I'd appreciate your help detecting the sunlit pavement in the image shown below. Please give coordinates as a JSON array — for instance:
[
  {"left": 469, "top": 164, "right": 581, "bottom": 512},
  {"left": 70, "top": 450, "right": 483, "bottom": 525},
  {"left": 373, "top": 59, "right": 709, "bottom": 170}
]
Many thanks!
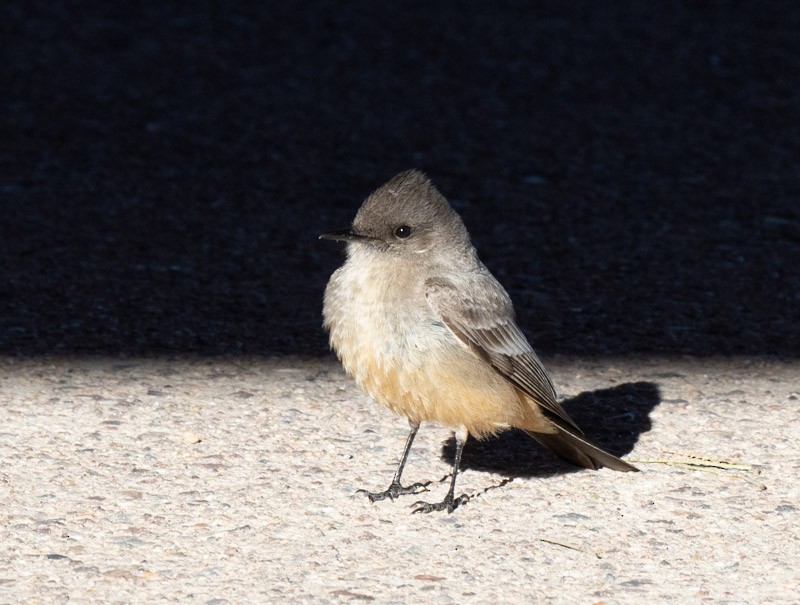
[{"left": 2, "top": 355, "right": 797, "bottom": 603}]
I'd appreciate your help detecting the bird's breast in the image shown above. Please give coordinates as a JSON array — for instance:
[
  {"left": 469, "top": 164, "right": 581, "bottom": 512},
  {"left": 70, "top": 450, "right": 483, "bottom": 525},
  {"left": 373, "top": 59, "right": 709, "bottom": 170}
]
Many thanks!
[
  {"left": 324, "top": 257, "right": 448, "bottom": 376},
  {"left": 323, "top": 257, "right": 524, "bottom": 437}
]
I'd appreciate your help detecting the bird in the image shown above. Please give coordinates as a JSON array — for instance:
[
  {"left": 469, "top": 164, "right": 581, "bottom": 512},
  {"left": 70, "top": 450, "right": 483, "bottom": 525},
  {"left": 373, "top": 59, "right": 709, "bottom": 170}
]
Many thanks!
[{"left": 320, "top": 169, "right": 638, "bottom": 513}]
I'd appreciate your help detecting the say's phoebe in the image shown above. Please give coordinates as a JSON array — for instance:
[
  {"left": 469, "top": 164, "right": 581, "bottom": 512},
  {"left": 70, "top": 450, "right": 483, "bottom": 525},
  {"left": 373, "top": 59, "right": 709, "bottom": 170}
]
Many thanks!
[{"left": 321, "top": 170, "right": 638, "bottom": 514}]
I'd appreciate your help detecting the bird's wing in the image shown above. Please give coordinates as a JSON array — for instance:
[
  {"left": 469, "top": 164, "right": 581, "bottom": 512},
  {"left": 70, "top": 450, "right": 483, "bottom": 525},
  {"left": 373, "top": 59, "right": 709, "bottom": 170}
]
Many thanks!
[{"left": 425, "top": 274, "right": 582, "bottom": 434}]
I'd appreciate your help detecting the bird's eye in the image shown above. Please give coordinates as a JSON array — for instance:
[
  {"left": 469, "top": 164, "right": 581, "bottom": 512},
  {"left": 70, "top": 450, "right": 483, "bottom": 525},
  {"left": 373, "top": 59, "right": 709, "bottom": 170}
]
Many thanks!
[{"left": 394, "top": 225, "right": 412, "bottom": 239}]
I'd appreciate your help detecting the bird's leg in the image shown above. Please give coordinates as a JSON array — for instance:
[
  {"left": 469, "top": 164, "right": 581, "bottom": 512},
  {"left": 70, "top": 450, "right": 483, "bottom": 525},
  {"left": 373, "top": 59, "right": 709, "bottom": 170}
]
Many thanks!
[
  {"left": 412, "top": 428, "right": 470, "bottom": 514},
  {"left": 358, "top": 421, "right": 429, "bottom": 502}
]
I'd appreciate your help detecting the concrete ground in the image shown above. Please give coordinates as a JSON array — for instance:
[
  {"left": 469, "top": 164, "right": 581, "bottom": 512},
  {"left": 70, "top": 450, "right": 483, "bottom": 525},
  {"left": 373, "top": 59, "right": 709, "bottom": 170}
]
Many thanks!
[{"left": 2, "top": 354, "right": 797, "bottom": 603}]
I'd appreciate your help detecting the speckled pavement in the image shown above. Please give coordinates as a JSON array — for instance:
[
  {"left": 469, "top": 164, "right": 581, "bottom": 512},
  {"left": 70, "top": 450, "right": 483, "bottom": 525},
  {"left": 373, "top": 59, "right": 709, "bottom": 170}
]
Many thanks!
[{"left": 2, "top": 355, "right": 797, "bottom": 603}]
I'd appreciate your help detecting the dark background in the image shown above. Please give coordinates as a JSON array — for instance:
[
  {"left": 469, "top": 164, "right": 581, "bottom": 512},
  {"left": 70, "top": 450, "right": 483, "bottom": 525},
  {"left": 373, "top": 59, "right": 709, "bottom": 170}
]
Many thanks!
[{"left": 2, "top": 1, "right": 798, "bottom": 357}]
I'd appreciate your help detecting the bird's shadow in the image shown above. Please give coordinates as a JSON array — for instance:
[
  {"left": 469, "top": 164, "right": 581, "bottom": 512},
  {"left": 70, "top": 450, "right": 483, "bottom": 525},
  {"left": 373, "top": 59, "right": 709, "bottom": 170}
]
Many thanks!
[{"left": 442, "top": 381, "right": 659, "bottom": 478}]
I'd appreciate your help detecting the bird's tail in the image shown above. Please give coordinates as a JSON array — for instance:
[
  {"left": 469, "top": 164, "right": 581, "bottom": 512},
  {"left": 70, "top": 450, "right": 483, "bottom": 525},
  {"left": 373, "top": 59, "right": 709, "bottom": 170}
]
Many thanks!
[{"left": 525, "top": 428, "right": 639, "bottom": 472}]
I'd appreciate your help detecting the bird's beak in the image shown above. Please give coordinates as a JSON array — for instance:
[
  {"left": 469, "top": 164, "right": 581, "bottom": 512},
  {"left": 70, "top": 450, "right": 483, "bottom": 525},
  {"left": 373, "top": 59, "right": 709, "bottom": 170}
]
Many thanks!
[{"left": 319, "top": 228, "right": 374, "bottom": 242}]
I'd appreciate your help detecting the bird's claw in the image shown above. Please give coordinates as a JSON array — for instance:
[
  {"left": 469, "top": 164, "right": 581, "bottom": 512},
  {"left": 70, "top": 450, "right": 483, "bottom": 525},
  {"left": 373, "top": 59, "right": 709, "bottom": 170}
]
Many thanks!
[
  {"left": 411, "top": 493, "right": 470, "bottom": 514},
  {"left": 357, "top": 481, "right": 429, "bottom": 503}
]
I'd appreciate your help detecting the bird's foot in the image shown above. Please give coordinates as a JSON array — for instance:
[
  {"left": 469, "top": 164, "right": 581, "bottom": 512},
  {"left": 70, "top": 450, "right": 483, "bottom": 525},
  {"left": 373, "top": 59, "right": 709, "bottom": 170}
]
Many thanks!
[
  {"left": 411, "top": 493, "right": 470, "bottom": 514},
  {"left": 357, "top": 481, "right": 429, "bottom": 503}
]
